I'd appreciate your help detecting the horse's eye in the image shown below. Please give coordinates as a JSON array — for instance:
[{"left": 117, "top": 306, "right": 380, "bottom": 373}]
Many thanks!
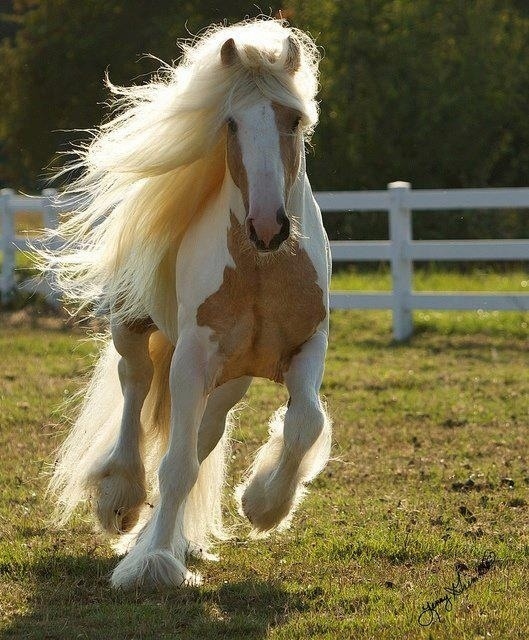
[
  {"left": 291, "top": 115, "right": 302, "bottom": 132},
  {"left": 227, "top": 117, "right": 237, "bottom": 133}
]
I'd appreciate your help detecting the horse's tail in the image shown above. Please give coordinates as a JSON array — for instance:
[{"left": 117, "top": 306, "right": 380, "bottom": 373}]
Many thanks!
[
  {"left": 49, "top": 331, "right": 230, "bottom": 553},
  {"left": 48, "top": 337, "right": 124, "bottom": 525}
]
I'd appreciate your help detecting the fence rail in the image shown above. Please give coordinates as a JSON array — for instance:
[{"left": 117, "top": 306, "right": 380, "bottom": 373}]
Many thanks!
[
  {"left": 322, "top": 181, "right": 529, "bottom": 338},
  {"left": 2, "top": 182, "right": 529, "bottom": 339}
]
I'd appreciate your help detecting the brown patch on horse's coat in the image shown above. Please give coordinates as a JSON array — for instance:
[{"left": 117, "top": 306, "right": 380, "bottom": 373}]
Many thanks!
[
  {"left": 273, "top": 102, "right": 302, "bottom": 191},
  {"left": 196, "top": 213, "right": 326, "bottom": 386},
  {"left": 226, "top": 123, "right": 249, "bottom": 213}
]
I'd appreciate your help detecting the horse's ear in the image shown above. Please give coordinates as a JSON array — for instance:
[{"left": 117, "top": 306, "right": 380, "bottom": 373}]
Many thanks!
[
  {"left": 221, "top": 38, "right": 238, "bottom": 66},
  {"left": 284, "top": 35, "right": 301, "bottom": 74}
]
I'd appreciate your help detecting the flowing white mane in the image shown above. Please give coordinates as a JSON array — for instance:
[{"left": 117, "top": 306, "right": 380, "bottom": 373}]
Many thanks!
[{"left": 41, "top": 19, "right": 320, "bottom": 324}]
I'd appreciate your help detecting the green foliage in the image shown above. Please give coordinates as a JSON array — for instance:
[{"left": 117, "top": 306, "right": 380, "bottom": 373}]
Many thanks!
[
  {"left": 1, "top": 1, "right": 529, "bottom": 239},
  {"left": 288, "top": 0, "right": 529, "bottom": 191},
  {"left": 286, "top": 0, "right": 529, "bottom": 240},
  {"left": 0, "top": 0, "right": 275, "bottom": 186}
]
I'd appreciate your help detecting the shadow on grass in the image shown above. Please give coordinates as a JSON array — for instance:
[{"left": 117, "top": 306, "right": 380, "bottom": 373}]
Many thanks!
[{"left": 1, "top": 552, "right": 303, "bottom": 640}]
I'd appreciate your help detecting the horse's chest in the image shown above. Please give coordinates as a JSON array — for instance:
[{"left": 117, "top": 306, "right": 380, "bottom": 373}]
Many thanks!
[{"left": 196, "top": 216, "right": 326, "bottom": 385}]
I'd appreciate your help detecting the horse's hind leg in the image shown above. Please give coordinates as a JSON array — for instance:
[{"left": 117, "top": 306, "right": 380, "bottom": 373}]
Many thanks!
[
  {"left": 240, "top": 330, "right": 331, "bottom": 532},
  {"left": 197, "top": 376, "right": 252, "bottom": 463},
  {"left": 87, "top": 320, "right": 154, "bottom": 534}
]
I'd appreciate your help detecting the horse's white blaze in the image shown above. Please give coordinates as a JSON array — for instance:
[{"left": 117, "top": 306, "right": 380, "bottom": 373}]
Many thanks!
[{"left": 235, "top": 101, "right": 285, "bottom": 244}]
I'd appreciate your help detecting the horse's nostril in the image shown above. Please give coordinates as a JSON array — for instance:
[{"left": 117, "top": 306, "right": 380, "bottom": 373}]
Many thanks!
[
  {"left": 271, "top": 209, "right": 290, "bottom": 248},
  {"left": 280, "top": 215, "right": 290, "bottom": 238},
  {"left": 247, "top": 219, "right": 268, "bottom": 251},
  {"left": 276, "top": 206, "right": 288, "bottom": 226},
  {"left": 268, "top": 218, "right": 290, "bottom": 251},
  {"left": 247, "top": 219, "right": 257, "bottom": 242}
]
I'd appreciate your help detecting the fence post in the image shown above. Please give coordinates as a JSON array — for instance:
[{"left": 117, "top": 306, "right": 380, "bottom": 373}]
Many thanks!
[
  {"left": 1, "top": 188, "right": 16, "bottom": 304},
  {"left": 41, "top": 188, "right": 61, "bottom": 308},
  {"left": 42, "top": 188, "right": 59, "bottom": 230},
  {"left": 388, "top": 181, "right": 413, "bottom": 341}
]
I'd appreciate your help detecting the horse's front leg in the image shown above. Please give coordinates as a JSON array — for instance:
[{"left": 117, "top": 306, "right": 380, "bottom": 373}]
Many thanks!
[
  {"left": 111, "top": 330, "right": 208, "bottom": 589},
  {"left": 87, "top": 321, "right": 153, "bottom": 534},
  {"left": 181, "top": 376, "right": 253, "bottom": 561},
  {"left": 197, "top": 376, "right": 252, "bottom": 463},
  {"left": 240, "top": 330, "right": 331, "bottom": 532}
]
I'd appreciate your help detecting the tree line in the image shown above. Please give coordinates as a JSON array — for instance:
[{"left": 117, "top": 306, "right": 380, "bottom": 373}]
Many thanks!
[{"left": 1, "top": 0, "right": 529, "bottom": 240}]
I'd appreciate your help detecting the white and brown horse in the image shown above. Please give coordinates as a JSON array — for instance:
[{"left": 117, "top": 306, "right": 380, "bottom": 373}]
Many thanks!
[{"left": 45, "top": 20, "right": 332, "bottom": 589}]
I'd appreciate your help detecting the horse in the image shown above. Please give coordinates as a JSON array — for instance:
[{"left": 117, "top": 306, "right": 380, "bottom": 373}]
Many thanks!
[{"left": 43, "top": 19, "right": 332, "bottom": 589}]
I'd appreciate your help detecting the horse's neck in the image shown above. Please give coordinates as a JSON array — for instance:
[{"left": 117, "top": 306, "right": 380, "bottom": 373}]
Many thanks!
[{"left": 286, "top": 146, "right": 317, "bottom": 239}]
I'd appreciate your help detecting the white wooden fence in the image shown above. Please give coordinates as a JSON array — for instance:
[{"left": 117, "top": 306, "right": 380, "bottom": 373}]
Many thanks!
[
  {"left": 322, "top": 181, "right": 529, "bottom": 339},
  {"left": 2, "top": 181, "right": 529, "bottom": 340}
]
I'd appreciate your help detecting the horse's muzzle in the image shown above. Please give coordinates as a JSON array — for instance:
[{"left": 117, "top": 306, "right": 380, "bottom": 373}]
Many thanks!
[{"left": 246, "top": 207, "right": 290, "bottom": 252}]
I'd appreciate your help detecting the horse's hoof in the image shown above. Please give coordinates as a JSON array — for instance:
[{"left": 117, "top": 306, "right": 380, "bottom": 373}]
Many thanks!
[
  {"left": 240, "top": 476, "right": 294, "bottom": 533},
  {"left": 88, "top": 463, "right": 147, "bottom": 534},
  {"left": 110, "top": 549, "right": 202, "bottom": 590}
]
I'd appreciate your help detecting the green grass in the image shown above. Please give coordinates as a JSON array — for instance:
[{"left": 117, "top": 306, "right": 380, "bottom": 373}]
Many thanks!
[
  {"left": 1, "top": 269, "right": 528, "bottom": 639},
  {"left": 333, "top": 264, "right": 529, "bottom": 337},
  {"left": 332, "top": 263, "right": 529, "bottom": 293}
]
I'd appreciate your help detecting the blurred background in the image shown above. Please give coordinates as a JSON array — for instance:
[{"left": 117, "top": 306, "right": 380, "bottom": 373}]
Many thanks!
[{"left": 1, "top": 0, "right": 529, "bottom": 242}]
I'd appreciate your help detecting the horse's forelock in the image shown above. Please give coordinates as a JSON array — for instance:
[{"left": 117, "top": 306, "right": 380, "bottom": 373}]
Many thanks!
[{"left": 184, "top": 20, "right": 320, "bottom": 130}]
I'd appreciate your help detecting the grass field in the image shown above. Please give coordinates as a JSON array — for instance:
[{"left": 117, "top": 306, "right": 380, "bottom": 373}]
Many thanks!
[{"left": 1, "top": 268, "right": 528, "bottom": 639}]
